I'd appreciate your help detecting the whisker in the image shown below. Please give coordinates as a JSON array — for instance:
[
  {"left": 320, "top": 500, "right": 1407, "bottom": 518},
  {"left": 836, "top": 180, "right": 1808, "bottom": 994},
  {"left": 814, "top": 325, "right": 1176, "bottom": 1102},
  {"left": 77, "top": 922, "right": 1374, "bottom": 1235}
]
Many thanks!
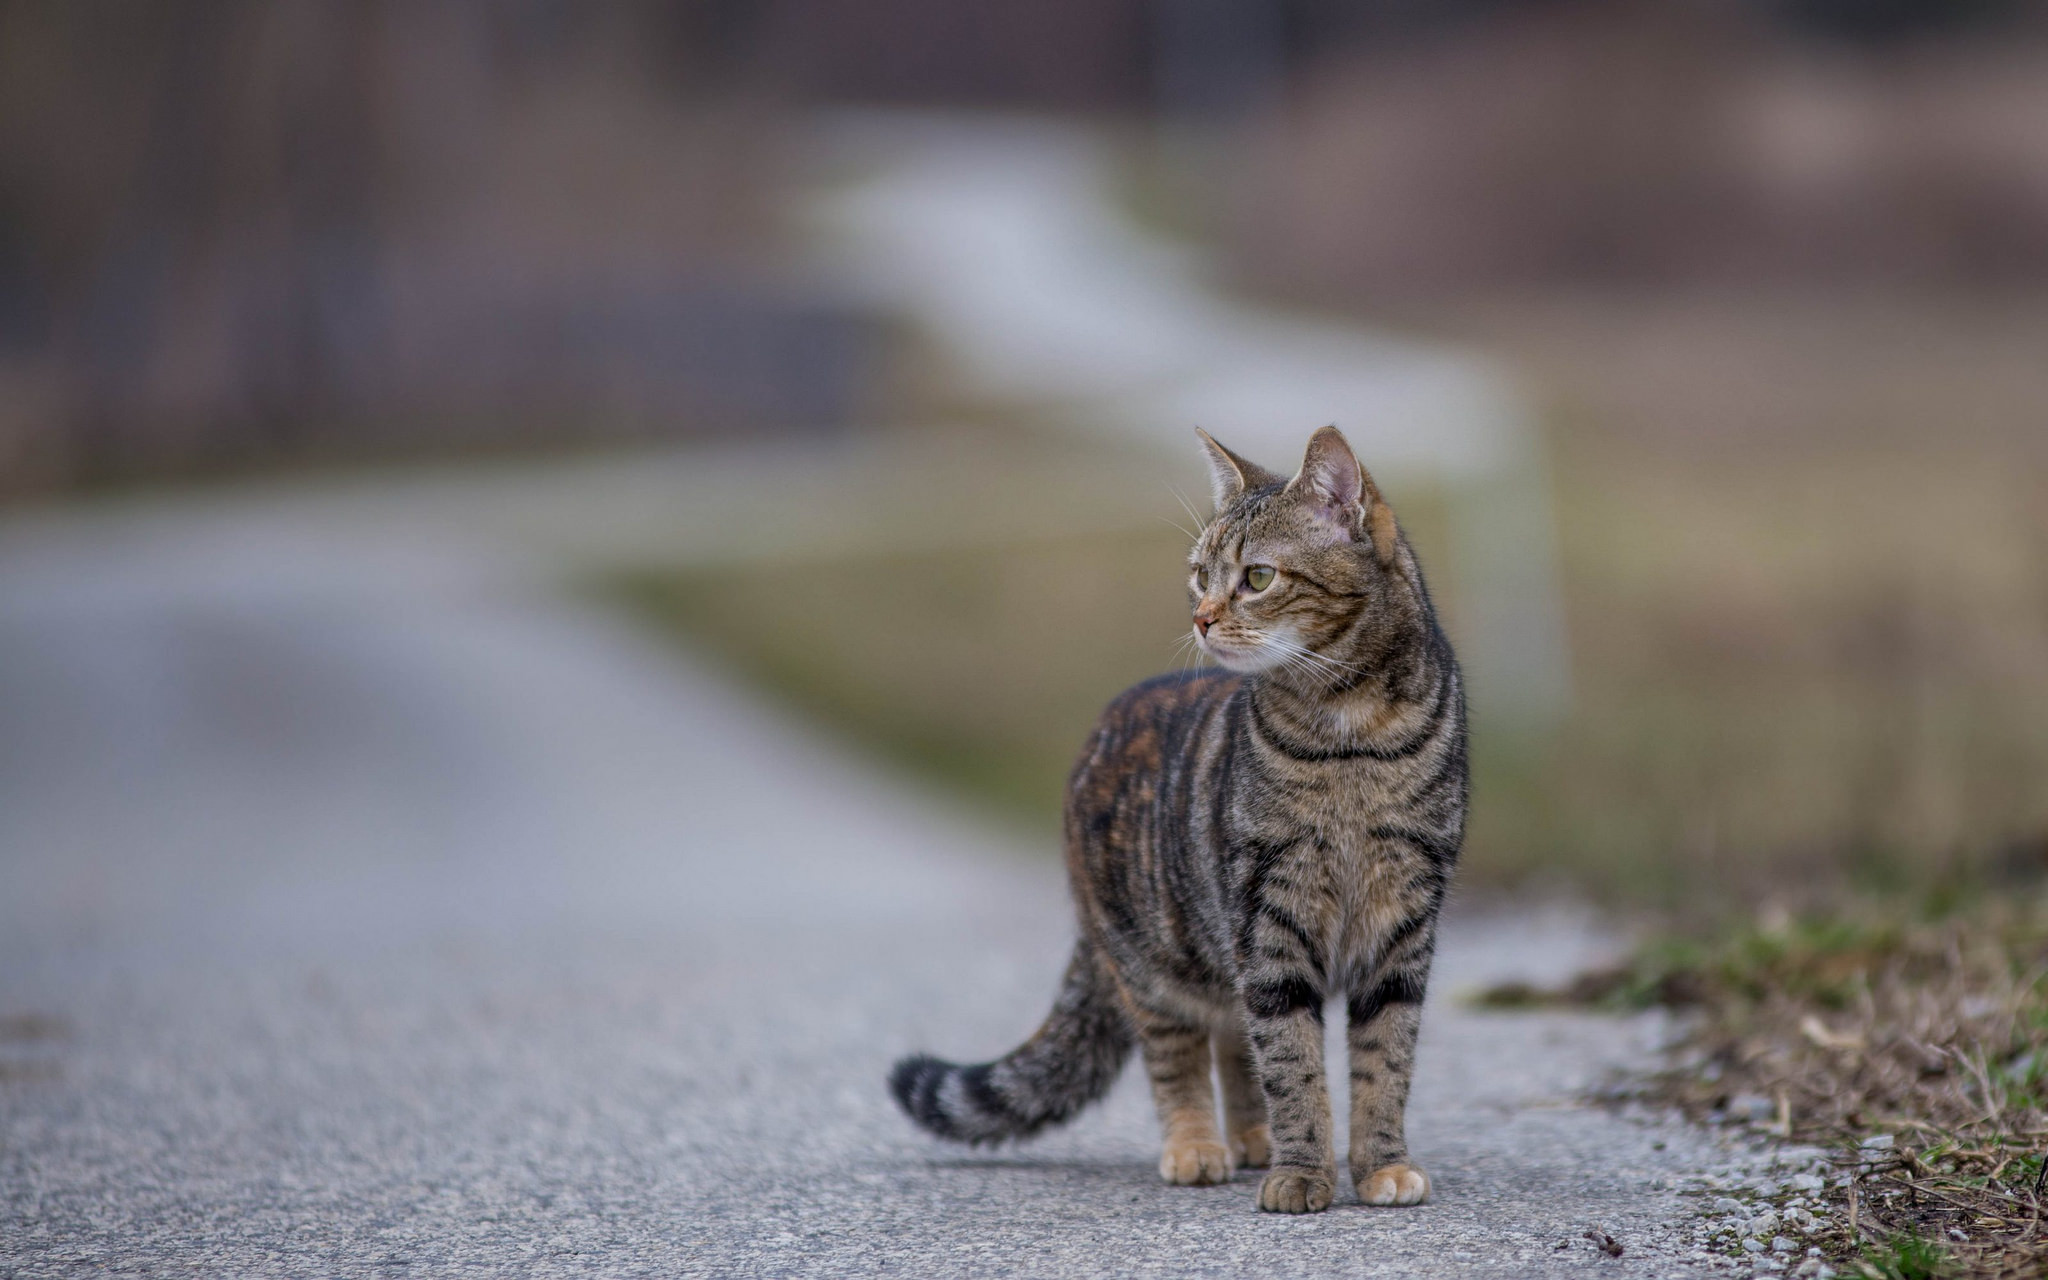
[
  {"left": 1263, "top": 633, "right": 1365, "bottom": 673},
  {"left": 1168, "top": 635, "right": 1204, "bottom": 682},
  {"left": 1252, "top": 632, "right": 1367, "bottom": 682},
  {"left": 1155, "top": 513, "right": 1199, "bottom": 542},
  {"left": 1165, "top": 484, "right": 1209, "bottom": 536}
]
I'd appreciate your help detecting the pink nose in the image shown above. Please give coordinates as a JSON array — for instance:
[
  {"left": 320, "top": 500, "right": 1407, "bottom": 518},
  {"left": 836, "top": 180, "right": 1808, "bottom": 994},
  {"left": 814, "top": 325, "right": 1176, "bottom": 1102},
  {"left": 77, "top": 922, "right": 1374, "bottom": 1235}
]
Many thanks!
[{"left": 1193, "top": 614, "right": 1214, "bottom": 636}]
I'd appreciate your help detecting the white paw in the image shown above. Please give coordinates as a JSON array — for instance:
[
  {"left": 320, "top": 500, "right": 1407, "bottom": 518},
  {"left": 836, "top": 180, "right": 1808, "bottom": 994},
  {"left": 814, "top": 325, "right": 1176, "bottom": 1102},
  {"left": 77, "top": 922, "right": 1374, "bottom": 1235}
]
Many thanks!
[{"left": 1358, "top": 1163, "right": 1430, "bottom": 1206}]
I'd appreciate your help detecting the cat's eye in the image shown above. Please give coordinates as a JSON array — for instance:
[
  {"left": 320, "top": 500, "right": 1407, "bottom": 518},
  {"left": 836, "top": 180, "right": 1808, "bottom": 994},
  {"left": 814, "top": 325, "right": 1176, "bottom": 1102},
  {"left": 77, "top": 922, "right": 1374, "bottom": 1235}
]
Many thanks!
[
  {"left": 1195, "top": 566, "right": 1209, "bottom": 590},
  {"left": 1244, "top": 565, "right": 1276, "bottom": 592}
]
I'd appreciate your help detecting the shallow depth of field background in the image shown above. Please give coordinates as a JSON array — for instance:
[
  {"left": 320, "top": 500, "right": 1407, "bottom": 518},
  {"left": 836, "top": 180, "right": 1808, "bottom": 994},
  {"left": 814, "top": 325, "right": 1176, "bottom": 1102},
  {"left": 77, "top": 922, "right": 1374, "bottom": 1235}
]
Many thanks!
[{"left": 5, "top": 0, "right": 2047, "bottom": 916}]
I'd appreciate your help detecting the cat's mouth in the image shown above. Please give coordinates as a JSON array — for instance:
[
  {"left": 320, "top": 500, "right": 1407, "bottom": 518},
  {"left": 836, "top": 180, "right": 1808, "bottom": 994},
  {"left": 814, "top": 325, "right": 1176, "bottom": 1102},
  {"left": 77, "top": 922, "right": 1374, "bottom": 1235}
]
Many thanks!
[{"left": 1194, "top": 629, "right": 1278, "bottom": 673}]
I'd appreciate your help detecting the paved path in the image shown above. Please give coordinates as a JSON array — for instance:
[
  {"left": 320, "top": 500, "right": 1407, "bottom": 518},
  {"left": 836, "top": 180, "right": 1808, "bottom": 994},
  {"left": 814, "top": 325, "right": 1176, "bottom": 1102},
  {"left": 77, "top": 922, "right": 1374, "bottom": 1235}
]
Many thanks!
[{"left": 1, "top": 470, "right": 1759, "bottom": 1277}]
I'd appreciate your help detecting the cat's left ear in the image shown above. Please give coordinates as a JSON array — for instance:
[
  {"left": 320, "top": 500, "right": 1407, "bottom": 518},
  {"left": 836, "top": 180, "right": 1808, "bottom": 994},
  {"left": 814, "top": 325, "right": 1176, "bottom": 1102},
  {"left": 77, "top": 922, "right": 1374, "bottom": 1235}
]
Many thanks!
[
  {"left": 1195, "top": 428, "right": 1278, "bottom": 510},
  {"left": 1287, "top": 425, "right": 1398, "bottom": 564}
]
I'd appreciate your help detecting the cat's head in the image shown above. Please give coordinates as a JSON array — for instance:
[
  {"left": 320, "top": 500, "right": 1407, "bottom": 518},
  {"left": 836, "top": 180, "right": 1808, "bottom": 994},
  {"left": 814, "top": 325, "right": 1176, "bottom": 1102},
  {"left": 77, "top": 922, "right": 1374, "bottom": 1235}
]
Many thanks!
[{"left": 1187, "top": 426, "right": 1405, "bottom": 677}]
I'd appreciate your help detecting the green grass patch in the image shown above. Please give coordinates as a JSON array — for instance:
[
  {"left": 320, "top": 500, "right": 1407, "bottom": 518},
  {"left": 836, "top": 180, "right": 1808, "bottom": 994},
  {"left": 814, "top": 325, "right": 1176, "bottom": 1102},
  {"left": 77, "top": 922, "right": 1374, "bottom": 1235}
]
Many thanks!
[{"left": 1856, "top": 1231, "right": 1954, "bottom": 1280}]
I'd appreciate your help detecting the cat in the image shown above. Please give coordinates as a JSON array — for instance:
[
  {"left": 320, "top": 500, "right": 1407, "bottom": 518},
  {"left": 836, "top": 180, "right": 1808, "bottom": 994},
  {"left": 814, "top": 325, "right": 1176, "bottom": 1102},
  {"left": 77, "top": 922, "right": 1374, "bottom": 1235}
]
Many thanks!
[{"left": 890, "top": 425, "right": 1467, "bottom": 1214}]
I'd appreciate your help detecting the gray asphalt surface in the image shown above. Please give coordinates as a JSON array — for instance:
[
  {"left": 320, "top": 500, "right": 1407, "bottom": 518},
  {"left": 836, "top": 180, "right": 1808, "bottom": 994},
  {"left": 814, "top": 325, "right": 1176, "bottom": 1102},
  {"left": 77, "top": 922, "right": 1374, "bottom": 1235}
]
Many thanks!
[{"left": 0, "top": 467, "right": 1770, "bottom": 1277}]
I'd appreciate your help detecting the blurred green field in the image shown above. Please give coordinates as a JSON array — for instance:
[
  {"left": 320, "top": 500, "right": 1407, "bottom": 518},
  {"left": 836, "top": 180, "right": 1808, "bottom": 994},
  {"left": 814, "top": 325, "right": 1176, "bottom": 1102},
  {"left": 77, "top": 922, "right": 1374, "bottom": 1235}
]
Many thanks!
[
  {"left": 1451, "top": 296, "right": 2048, "bottom": 910},
  {"left": 1481, "top": 440, "right": 2048, "bottom": 907},
  {"left": 606, "top": 300, "right": 2048, "bottom": 914}
]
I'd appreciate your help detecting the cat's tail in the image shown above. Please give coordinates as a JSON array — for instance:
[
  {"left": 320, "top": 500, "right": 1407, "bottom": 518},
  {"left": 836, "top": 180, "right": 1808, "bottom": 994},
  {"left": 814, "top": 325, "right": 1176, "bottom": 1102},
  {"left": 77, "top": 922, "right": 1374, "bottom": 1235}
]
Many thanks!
[{"left": 889, "top": 937, "right": 1133, "bottom": 1145}]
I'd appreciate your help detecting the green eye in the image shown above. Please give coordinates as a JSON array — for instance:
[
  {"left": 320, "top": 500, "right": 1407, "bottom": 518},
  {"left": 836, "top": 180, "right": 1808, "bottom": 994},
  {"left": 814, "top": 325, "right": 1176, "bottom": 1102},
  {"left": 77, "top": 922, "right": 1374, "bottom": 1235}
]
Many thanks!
[
  {"left": 1195, "top": 566, "right": 1209, "bottom": 590},
  {"left": 1245, "top": 565, "right": 1275, "bottom": 591}
]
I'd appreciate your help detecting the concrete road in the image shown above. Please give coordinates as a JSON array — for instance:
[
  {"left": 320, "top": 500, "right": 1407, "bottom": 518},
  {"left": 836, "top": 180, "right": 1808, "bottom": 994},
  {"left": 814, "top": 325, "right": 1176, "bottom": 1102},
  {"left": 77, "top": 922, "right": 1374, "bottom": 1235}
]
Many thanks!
[{"left": 1, "top": 469, "right": 1762, "bottom": 1277}]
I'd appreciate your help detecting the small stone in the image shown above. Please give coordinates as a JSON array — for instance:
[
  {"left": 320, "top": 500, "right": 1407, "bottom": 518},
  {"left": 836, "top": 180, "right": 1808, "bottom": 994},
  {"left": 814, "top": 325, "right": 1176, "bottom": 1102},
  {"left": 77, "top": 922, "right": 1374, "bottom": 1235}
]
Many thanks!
[
  {"left": 1858, "top": 1134, "right": 1894, "bottom": 1151},
  {"left": 1743, "top": 1210, "right": 1779, "bottom": 1236},
  {"left": 1729, "top": 1093, "right": 1774, "bottom": 1123},
  {"left": 1784, "top": 1207, "right": 1815, "bottom": 1230},
  {"left": 1743, "top": 1238, "right": 1766, "bottom": 1254},
  {"left": 1786, "top": 1173, "right": 1824, "bottom": 1192},
  {"left": 1711, "top": 1197, "right": 1746, "bottom": 1214},
  {"left": 1771, "top": 1236, "right": 1797, "bottom": 1253}
]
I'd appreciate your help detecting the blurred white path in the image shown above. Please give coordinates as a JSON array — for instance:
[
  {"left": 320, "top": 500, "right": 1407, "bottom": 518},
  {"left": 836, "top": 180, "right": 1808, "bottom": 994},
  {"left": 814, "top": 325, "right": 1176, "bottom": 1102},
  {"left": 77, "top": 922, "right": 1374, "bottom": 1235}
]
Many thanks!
[
  {"left": 804, "top": 115, "right": 1568, "bottom": 720},
  {"left": 0, "top": 465, "right": 1766, "bottom": 1276}
]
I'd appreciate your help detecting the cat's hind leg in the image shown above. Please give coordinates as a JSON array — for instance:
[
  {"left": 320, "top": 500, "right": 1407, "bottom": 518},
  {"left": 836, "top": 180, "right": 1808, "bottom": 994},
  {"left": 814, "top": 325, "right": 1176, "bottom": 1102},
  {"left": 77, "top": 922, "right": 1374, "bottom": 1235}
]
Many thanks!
[
  {"left": 1214, "top": 1020, "right": 1270, "bottom": 1168},
  {"left": 1133, "top": 1005, "right": 1231, "bottom": 1185}
]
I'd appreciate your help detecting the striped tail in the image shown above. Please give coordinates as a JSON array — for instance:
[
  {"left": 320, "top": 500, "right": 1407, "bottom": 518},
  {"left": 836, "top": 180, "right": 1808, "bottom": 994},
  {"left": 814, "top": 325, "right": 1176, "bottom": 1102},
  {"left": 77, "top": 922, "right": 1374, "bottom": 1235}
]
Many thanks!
[{"left": 889, "top": 939, "right": 1133, "bottom": 1145}]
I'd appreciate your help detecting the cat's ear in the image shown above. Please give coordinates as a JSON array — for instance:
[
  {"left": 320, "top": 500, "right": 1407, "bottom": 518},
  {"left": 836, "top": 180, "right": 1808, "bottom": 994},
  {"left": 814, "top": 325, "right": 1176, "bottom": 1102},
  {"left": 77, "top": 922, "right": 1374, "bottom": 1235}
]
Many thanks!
[
  {"left": 1194, "top": 428, "right": 1276, "bottom": 510},
  {"left": 1287, "top": 425, "right": 1398, "bottom": 563}
]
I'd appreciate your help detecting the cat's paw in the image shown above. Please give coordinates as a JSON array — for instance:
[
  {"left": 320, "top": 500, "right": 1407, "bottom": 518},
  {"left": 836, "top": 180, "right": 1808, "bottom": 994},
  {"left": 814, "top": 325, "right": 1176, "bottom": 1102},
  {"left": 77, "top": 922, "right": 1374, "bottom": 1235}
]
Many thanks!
[
  {"left": 1231, "top": 1123, "right": 1272, "bottom": 1169},
  {"left": 1256, "top": 1166, "right": 1335, "bottom": 1213},
  {"left": 1158, "top": 1138, "right": 1232, "bottom": 1186},
  {"left": 1356, "top": 1163, "right": 1430, "bottom": 1206}
]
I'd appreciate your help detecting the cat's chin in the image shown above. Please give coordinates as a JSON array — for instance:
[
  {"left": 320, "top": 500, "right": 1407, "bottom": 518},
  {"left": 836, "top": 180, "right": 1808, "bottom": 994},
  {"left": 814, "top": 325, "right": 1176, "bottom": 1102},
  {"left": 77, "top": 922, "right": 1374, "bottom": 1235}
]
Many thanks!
[{"left": 1196, "top": 639, "right": 1283, "bottom": 674}]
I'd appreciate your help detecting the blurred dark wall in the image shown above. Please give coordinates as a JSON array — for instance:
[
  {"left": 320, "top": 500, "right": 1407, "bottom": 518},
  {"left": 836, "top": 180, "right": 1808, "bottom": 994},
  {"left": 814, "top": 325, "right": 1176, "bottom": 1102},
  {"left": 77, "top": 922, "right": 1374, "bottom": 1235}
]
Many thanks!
[
  {"left": 1, "top": 0, "right": 2041, "bottom": 493},
  {"left": 0, "top": 0, "right": 873, "bottom": 491},
  {"left": 762, "top": 0, "right": 1152, "bottom": 109},
  {"left": 1229, "top": 0, "right": 2048, "bottom": 299}
]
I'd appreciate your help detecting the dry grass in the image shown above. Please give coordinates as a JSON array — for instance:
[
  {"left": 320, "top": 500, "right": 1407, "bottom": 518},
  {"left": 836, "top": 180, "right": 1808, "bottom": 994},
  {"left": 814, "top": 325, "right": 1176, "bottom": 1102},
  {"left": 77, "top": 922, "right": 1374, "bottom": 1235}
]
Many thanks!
[{"left": 1488, "top": 899, "right": 2048, "bottom": 1277}]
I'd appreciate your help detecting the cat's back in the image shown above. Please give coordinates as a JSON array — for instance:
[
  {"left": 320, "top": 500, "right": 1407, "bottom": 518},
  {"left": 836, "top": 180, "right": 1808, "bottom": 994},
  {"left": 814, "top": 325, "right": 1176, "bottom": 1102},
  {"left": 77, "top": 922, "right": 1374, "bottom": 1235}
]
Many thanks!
[
  {"left": 1064, "top": 669, "right": 1238, "bottom": 843},
  {"left": 1073, "top": 666, "right": 1237, "bottom": 776}
]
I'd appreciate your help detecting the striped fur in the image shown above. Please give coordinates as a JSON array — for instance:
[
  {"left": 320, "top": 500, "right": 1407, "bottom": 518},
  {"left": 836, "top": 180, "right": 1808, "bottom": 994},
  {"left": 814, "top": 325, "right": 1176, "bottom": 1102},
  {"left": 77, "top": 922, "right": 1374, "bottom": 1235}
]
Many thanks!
[{"left": 890, "top": 426, "right": 1467, "bottom": 1213}]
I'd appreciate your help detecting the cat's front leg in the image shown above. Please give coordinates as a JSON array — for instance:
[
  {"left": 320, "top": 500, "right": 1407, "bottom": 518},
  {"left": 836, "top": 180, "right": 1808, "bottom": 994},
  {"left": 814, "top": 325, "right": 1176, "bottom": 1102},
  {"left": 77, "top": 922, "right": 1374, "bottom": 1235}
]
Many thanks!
[
  {"left": 1345, "top": 928, "right": 1437, "bottom": 1206},
  {"left": 1239, "top": 973, "right": 1335, "bottom": 1213}
]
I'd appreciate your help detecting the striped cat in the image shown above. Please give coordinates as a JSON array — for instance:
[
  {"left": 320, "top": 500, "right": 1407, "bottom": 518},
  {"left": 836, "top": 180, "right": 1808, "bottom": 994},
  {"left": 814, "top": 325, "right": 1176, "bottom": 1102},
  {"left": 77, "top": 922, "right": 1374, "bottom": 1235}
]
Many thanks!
[{"left": 890, "top": 426, "right": 1467, "bottom": 1213}]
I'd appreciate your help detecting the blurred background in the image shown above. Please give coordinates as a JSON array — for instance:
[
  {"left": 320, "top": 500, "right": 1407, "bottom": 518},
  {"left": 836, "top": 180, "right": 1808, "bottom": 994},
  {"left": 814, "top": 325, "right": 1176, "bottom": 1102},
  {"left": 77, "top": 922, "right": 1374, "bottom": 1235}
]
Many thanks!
[{"left": 5, "top": 0, "right": 2047, "bottom": 916}]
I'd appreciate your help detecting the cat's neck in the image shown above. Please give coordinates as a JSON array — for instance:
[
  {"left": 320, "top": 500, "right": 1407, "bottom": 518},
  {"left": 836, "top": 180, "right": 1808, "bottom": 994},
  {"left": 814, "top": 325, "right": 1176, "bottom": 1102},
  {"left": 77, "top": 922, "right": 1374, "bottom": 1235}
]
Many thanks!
[
  {"left": 1249, "top": 658, "right": 1436, "bottom": 753},
  {"left": 1246, "top": 599, "right": 1445, "bottom": 753}
]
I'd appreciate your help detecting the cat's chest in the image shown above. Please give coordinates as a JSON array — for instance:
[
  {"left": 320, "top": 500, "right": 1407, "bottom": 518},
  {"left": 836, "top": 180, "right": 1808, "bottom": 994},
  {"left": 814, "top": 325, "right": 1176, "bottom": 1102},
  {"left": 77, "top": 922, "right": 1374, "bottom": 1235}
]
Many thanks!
[
  {"left": 1275, "top": 799, "right": 1424, "bottom": 970},
  {"left": 1257, "top": 760, "right": 1399, "bottom": 835}
]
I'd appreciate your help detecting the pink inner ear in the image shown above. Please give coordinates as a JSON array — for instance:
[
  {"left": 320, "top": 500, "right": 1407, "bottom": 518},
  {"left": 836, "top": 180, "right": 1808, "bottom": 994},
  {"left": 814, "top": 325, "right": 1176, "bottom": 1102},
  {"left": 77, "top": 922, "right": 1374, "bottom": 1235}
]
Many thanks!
[
  {"left": 1314, "top": 455, "right": 1363, "bottom": 509},
  {"left": 1299, "top": 453, "right": 1363, "bottom": 542},
  {"left": 1304, "top": 498, "right": 1357, "bottom": 544}
]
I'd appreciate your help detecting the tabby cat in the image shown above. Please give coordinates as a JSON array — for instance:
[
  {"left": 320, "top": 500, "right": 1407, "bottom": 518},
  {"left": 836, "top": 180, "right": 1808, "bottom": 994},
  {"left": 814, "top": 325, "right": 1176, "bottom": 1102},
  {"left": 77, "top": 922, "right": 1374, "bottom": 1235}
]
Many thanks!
[{"left": 890, "top": 426, "right": 1467, "bottom": 1214}]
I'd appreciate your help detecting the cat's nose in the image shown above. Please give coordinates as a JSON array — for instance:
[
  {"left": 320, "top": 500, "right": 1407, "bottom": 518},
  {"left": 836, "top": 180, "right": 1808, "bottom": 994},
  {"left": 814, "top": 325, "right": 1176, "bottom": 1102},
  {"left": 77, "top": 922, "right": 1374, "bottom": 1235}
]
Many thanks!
[{"left": 1193, "top": 612, "right": 1215, "bottom": 636}]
